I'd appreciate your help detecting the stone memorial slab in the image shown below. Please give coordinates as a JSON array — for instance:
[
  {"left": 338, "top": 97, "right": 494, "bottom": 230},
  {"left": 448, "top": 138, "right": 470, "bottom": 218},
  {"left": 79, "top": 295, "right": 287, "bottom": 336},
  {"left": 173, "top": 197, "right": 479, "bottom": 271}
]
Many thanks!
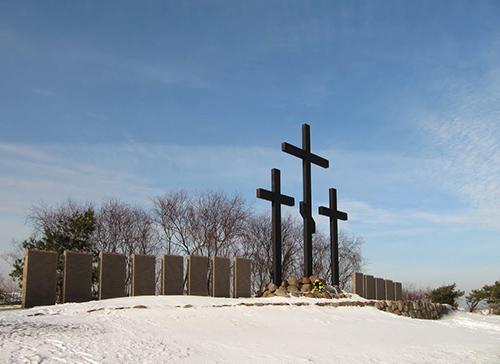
[
  {"left": 212, "top": 256, "right": 230, "bottom": 298},
  {"left": 132, "top": 254, "right": 156, "bottom": 296},
  {"left": 188, "top": 255, "right": 209, "bottom": 296},
  {"left": 99, "top": 252, "right": 126, "bottom": 300},
  {"left": 234, "top": 257, "right": 251, "bottom": 298},
  {"left": 63, "top": 251, "right": 92, "bottom": 303},
  {"left": 394, "top": 282, "right": 403, "bottom": 301},
  {"left": 385, "top": 279, "right": 395, "bottom": 300},
  {"left": 352, "top": 272, "right": 364, "bottom": 296},
  {"left": 22, "top": 249, "right": 58, "bottom": 308},
  {"left": 375, "top": 277, "right": 386, "bottom": 300},
  {"left": 161, "top": 254, "right": 184, "bottom": 295},
  {"left": 364, "top": 274, "right": 375, "bottom": 299}
]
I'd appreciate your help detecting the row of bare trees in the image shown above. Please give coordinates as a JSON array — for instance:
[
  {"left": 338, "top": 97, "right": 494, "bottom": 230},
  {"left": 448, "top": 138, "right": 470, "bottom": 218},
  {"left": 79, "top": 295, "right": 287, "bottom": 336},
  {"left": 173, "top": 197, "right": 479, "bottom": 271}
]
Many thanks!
[{"left": 8, "top": 189, "right": 367, "bottom": 294}]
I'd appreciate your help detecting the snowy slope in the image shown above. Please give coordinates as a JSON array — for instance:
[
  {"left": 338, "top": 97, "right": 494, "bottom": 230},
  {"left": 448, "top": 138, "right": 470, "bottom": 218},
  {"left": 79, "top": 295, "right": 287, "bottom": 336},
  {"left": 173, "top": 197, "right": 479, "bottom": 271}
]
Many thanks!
[{"left": 1, "top": 296, "right": 499, "bottom": 363}]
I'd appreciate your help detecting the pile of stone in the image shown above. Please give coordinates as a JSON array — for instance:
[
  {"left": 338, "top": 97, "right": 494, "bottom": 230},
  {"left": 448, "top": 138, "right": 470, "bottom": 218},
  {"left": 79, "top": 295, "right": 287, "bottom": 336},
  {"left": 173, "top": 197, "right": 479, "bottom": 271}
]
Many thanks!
[{"left": 255, "top": 276, "right": 350, "bottom": 299}]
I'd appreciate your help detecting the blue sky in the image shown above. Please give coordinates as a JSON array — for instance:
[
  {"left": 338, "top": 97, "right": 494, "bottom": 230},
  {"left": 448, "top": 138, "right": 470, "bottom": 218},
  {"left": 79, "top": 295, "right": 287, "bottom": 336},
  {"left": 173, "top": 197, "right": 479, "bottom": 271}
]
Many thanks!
[{"left": 1, "top": 1, "right": 499, "bottom": 294}]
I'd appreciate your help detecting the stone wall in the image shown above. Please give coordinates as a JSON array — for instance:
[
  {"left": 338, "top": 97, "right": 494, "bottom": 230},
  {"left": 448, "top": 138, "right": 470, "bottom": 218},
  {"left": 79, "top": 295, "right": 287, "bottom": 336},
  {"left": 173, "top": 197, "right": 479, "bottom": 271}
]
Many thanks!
[
  {"left": 373, "top": 300, "right": 449, "bottom": 319},
  {"left": 238, "top": 300, "right": 450, "bottom": 320}
]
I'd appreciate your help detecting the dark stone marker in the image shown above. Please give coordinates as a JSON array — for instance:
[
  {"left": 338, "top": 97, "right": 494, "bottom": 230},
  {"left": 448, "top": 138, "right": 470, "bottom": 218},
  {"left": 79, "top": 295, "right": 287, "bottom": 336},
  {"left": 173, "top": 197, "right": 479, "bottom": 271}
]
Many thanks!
[
  {"left": 385, "top": 279, "right": 395, "bottom": 301},
  {"left": 99, "top": 252, "right": 126, "bottom": 300},
  {"left": 234, "top": 257, "right": 251, "bottom": 298},
  {"left": 352, "top": 272, "right": 364, "bottom": 296},
  {"left": 212, "top": 256, "right": 230, "bottom": 298},
  {"left": 364, "top": 274, "right": 376, "bottom": 299},
  {"left": 188, "top": 255, "right": 209, "bottom": 296},
  {"left": 161, "top": 254, "right": 184, "bottom": 295},
  {"left": 257, "top": 168, "right": 294, "bottom": 285},
  {"left": 318, "top": 188, "right": 348, "bottom": 285},
  {"left": 131, "top": 254, "right": 156, "bottom": 296},
  {"left": 394, "top": 282, "right": 403, "bottom": 301},
  {"left": 63, "top": 251, "right": 92, "bottom": 303},
  {"left": 22, "top": 249, "right": 57, "bottom": 308},
  {"left": 282, "top": 123, "right": 329, "bottom": 278},
  {"left": 375, "top": 277, "right": 386, "bottom": 300}
]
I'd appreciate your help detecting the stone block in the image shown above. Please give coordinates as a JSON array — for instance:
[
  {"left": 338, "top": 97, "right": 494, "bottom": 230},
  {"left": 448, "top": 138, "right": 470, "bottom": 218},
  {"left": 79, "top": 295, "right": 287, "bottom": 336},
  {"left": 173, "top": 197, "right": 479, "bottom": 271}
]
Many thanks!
[
  {"left": 352, "top": 272, "right": 364, "bottom": 296},
  {"left": 132, "top": 254, "right": 156, "bottom": 296},
  {"left": 234, "top": 257, "right": 251, "bottom": 298},
  {"left": 212, "top": 256, "right": 230, "bottom": 298},
  {"left": 385, "top": 279, "right": 395, "bottom": 300},
  {"left": 161, "top": 254, "right": 184, "bottom": 295},
  {"left": 63, "top": 251, "right": 92, "bottom": 303},
  {"left": 22, "top": 249, "right": 58, "bottom": 308},
  {"left": 375, "top": 277, "right": 386, "bottom": 300},
  {"left": 188, "top": 255, "right": 209, "bottom": 296},
  {"left": 99, "top": 252, "right": 126, "bottom": 300},
  {"left": 364, "top": 274, "right": 375, "bottom": 299},
  {"left": 394, "top": 281, "right": 403, "bottom": 300}
]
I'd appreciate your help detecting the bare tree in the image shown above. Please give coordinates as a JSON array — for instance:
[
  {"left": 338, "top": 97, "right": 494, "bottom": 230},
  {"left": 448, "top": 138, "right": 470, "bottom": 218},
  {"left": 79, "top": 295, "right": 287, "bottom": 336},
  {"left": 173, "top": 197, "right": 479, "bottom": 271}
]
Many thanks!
[
  {"left": 402, "top": 282, "right": 432, "bottom": 302},
  {"left": 152, "top": 190, "right": 250, "bottom": 257},
  {"left": 0, "top": 273, "right": 19, "bottom": 303},
  {"left": 192, "top": 190, "right": 249, "bottom": 258},
  {"left": 240, "top": 212, "right": 302, "bottom": 292},
  {"left": 26, "top": 198, "right": 95, "bottom": 241},
  {"left": 152, "top": 189, "right": 200, "bottom": 256},
  {"left": 95, "top": 197, "right": 160, "bottom": 292},
  {"left": 311, "top": 231, "right": 366, "bottom": 289}
]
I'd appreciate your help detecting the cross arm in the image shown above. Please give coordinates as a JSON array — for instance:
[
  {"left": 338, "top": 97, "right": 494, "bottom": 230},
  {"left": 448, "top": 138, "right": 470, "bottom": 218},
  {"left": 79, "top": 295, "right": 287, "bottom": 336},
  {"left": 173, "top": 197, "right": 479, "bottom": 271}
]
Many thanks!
[
  {"left": 281, "top": 142, "right": 329, "bottom": 168},
  {"left": 310, "top": 154, "right": 329, "bottom": 169},
  {"left": 256, "top": 189, "right": 295, "bottom": 207},
  {"left": 318, "top": 206, "right": 348, "bottom": 221},
  {"left": 282, "top": 142, "right": 305, "bottom": 159},
  {"left": 281, "top": 195, "right": 295, "bottom": 207},
  {"left": 256, "top": 188, "right": 274, "bottom": 202}
]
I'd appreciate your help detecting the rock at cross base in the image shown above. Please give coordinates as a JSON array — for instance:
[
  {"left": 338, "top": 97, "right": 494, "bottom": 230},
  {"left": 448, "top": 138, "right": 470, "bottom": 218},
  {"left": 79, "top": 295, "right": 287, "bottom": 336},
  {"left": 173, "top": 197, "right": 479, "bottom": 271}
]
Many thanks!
[
  {"left": 301, "top": 277, "right": 311, "bottom": 284},
  {"left": 288, "top": 278, "right": 300, "bottom": 287},
  {"left": 287, "top": 286, "right": 300, "bottom": 297},
  {"left": 274, "top": 288, "right": 289, "bottom": 297},
  {"left": 300, "top": 283, "right": 312, "bottom": 292},
  {"left": 309, "top": 275, "right": 320, "bottom": 283},
  {"left": 268, "top": 283, "right": 278, "bottom": 293},
  {"left": 325, "top": 285, "right": 337, "bottom": 294}
]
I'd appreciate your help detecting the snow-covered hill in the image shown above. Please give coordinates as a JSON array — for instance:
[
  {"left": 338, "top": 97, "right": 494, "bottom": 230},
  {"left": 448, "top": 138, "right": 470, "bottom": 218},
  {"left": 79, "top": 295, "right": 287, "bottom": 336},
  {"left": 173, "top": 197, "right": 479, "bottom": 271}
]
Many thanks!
[{"left": 1, "top": 296, "right": 499, "bottom": 363}]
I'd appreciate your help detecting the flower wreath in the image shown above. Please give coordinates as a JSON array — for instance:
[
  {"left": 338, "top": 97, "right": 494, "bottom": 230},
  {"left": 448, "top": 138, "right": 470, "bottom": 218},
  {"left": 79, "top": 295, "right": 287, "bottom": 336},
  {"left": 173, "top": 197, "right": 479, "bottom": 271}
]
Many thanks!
[{"left": 312, "top": 280, "right": 325, "bottom": 293}]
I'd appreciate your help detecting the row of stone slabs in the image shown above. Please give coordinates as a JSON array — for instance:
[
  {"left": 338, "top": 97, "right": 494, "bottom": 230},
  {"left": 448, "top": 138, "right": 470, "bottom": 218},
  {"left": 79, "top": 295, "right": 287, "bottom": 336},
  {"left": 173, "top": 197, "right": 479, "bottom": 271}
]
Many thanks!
[
  {"left": 352, "top": 272, "right": 403, "bottom": 301},
  {"left": 22, "top": 249, "right": 251, "bottom": 308}
]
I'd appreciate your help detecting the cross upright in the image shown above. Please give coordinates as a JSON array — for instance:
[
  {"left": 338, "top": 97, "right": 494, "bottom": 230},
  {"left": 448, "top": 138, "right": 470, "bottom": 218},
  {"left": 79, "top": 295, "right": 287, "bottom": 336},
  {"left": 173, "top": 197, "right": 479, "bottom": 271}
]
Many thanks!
[
  {"left": 318, "top": 188, "right": 348, "bottom": 286},
  {"left": 257, "top": 168, "right": 295, "bottom": 285},
  {"left": 282, "top": 124, "right": 329, "bottom": 277}
]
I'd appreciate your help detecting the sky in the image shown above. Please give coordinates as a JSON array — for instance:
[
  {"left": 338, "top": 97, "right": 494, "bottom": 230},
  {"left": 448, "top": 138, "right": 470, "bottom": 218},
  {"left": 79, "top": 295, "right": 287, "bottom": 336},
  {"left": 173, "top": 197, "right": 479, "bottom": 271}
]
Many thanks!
[{"left": 1, "top": 1, "right": 499, "bottom": 294}]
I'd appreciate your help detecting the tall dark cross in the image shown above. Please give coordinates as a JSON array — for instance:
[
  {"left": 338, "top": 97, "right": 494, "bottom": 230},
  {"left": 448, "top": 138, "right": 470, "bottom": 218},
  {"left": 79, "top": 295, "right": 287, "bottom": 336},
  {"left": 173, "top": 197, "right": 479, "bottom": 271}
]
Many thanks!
[
  {"left": 282, "top": 124, "right": 329, "bottom": 277},
  {"left": 257, "top": 168, "right": 295, "bottom": 285},
  {"left": 318, "top": 188, "right": 348, "bottom": 286}
]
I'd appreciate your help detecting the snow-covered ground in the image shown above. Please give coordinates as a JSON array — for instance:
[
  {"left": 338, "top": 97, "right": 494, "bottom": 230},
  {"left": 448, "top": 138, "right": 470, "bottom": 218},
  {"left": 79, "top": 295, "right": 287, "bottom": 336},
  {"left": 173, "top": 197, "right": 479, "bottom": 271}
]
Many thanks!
[{"left": 1, "top": 296, "right": 499, "bottom": 363}]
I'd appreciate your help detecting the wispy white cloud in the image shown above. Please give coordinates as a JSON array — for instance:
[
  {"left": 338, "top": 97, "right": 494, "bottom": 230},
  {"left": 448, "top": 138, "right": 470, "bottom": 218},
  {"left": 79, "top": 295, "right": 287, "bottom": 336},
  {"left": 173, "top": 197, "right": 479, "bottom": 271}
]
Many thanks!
[{"left": 418, "top": 58, "right": 500, "bottom": 230}]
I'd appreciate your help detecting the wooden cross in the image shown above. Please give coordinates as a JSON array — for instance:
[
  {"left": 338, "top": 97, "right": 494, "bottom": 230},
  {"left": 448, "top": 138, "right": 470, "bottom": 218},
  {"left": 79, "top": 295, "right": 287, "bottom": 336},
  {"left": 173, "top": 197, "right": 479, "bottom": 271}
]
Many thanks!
[
  {"left": 318, "top": 188, "right": 348, "bottom": 286},
  {"left": 257, "top": 168, "right": 295, "bottom": 285},
  {"left": 282, "top": 123, "right": 329, "bottom": 277}
]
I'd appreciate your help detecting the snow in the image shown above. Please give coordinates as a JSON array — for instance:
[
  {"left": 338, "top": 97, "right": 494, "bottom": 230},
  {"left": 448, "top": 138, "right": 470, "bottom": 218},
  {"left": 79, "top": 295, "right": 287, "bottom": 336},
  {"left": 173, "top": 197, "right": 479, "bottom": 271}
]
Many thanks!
[{"left": 1, "top": 296, "right": 499, "bottom": 363}]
